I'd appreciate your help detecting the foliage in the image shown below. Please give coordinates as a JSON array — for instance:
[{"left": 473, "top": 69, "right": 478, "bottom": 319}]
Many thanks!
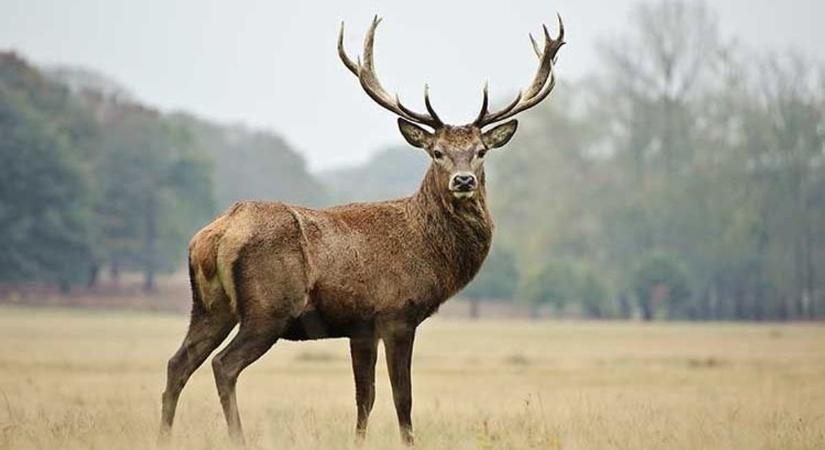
[
  {"left": 0, "top": 53, "right": 96, "bottom": 287},
  {"left": 321, "top": 146, "right": 427, "bottom": 204},
  {"left": 484, "top": 0, "right": 825, "bottom": 320},
  {"left": 172, "top": 114, "right": 328, "bottom": 209},
  {"left": 631, "top": 252, "right": 692, "bottom": 320},
  {"left": 462, "top": 245, "right": 519, "bottom": 314},
  {"left": 0, "top": 53, "right": 320, "bottom": 292},
  {"left": 578, "top": 267, "right": 611, "bottom": 319},
  {"left": 519, "top": 260, "right": 611, "bottom": 319},
  {"left": 92, "top": 101, "right": 214, "bottom": 289}
]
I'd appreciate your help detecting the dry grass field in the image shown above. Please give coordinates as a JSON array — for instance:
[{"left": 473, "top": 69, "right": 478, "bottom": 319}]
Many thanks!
[{"left": 0, "top": 305, "right": 823, "bottom": 450}]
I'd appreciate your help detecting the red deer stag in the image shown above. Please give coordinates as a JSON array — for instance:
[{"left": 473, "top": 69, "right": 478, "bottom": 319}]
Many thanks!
[{"left": 159, "top": 13, "right": 564, "bottom": 446}]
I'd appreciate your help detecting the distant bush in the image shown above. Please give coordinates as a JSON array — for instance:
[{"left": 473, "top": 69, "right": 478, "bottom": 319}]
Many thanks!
[
  {"left": 462, "top": 246, "right": 519, "bottom": 317},
  {"left": 520, "top": 259, "right": 610, "bottom": 319},
  {"left": 631, "top": 252, "right": 692, "bottom": 320}
]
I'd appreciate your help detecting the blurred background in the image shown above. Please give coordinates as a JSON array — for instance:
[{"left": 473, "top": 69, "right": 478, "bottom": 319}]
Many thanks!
[{"left": 1, "top": 0, "right": 823, "bottom": 321}]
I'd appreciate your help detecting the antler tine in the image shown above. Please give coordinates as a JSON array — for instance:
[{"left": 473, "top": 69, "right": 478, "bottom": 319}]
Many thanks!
[
  {"left": 556, "top": 12, "right": 565, "bottom": 46},
  {"left": 473, "top": 85, "right": 524, "bottom": 127},
  {"left": 396, "top": 84, "right": 444, "bottom": 127},
  {"left": 474, "top": 13, "right": 565, "bottom": 127},
  {"left": 423, "top": 84, "right": 443, "bottom": 125},
  {"left": 337, "top": 22, "right": 360, "bottom": 76},
  {"left": 339, "top": 16, "right": 443, "bottom": 128},
  {"left": 529, "top": 33, "right": 541, "bottom": 59},
  {"left": 522, "top": 24, "right": 556, "bottom": 99},
  {"left": 474, "top": 82, "right": 490, "bottom": 124}
]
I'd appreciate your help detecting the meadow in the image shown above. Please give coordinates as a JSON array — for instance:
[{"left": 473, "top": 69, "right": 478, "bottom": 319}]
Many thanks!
[{"left": 0, "top": 305, "right": 823, "bottom": 449}]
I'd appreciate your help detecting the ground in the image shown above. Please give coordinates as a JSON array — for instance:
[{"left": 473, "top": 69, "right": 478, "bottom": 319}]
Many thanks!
[{"left": 0, "top": 305, "right": 823, "bottom": 449}]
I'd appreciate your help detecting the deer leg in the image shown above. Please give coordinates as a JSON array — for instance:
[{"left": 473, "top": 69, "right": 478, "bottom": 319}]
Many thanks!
[
  {"left": 160, "top": 305, "right": 236, "bottom": 440},
  {"left": 350, "top": 336, "right": 378, "bottom": 440},
  {"left": 211, "top": 319, "right": 284, "bottom": 445},
  {"left": 384, "top": 326, "right": 416, "bottom": 445}
]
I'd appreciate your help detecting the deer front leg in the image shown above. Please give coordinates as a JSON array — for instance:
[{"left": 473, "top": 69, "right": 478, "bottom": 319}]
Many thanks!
[
  {"left": 350, "top": 336, "right": 378, "bottom": 441},
  {"left": 383, "top": 326, "right": 416, "bottom": 445}
]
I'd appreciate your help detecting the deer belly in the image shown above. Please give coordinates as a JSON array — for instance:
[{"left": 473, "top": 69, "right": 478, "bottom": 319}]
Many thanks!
[
  {"left": 281, "top": 300, "right": 375, "bottom": 340},
  {"left": 281, "top": 309, "right": 349, "bottom": 341}
]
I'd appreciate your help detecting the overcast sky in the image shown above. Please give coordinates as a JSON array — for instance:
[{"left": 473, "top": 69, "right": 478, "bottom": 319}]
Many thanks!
[{"left": 2, "top": 0, "right": 823, "bottom": 171}]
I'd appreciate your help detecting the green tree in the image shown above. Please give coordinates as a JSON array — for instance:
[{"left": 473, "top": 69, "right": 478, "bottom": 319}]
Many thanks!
[
  {"left": 172, "top": 114, "right": 327, "bottom": 209},
  {"left": 577, "top": 265, "right": 611, "bottom": 319},
  {"left": 462, "top": 245, "right": 518, "bottom": 319},
  {"left": 0, "top": 54, "right": 95, "bottom": 288},
  {"left": 95, "top": 103, "right": 214, "bottom": 291},
  {"left": 631, "top": 252, "right": 692, "bottom": 320},
  {"left": 520, "top": 260, "right": 579, "bottom": 319}
]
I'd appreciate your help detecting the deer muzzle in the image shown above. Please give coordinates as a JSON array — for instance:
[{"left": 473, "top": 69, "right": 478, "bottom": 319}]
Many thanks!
[{"left": 449, "top": 172, "right": 478, "bottom": 198}]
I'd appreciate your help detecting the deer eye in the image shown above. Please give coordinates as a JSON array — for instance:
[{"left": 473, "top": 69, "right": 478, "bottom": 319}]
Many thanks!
[{"left": 433, "top": 150, "right": 444, "bottom": 160}]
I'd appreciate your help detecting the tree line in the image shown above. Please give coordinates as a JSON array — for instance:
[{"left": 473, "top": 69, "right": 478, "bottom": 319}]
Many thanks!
[
  {"left": 0, "top": 53, "right": 324, "bottom": 292},
  {"left": 482, "top": 0, "right": 825, "bottom": 320}
]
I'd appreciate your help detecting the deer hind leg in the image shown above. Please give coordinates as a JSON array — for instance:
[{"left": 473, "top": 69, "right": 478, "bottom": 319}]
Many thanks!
[
  {"left": 350, "top": 336, "right": 378, "bottom": 440},
  {"left": 211, "top": 253, "right": 305, "bottom": 445},
  {"left": 211, "top": 318, "right": 284, "bottom": 445},
  {"left": 160, "top": 296, "right": 236, "bottom": 440}
]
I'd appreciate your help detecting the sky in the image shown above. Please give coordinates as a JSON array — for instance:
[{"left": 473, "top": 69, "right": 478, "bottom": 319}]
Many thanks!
[{"left": 1, "top": 0, "right": 823, "bottom": 171}]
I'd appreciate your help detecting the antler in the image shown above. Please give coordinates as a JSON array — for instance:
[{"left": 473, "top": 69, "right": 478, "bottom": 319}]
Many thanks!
[
  {"left": 473, "top": 13, "right": 565, "bottom": 127},
  {"left": 338, "top": 16, "right": 444, "bottom": 129}
]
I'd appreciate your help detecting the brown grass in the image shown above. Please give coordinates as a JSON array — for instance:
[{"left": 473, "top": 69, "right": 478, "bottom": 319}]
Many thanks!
[{"left": 0, "top": 305, "right": 823, "bottom": 449}]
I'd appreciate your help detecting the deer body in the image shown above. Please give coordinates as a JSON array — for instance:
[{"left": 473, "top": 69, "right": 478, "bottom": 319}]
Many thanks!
[
  {"left": 160, "top": 14, "right": 563, "bottom": 446},
  {"left": 192, "top": 165, "right": 492, "bottom": 341}
]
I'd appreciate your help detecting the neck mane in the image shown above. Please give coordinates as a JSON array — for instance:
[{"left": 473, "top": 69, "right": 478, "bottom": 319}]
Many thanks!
[{"left": 408, "top": 164, "right": 494, "bottom": 295}]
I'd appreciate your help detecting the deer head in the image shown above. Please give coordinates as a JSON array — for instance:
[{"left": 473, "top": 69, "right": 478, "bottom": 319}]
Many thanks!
[{"left": 339, "top": 15, "right": 565, "bottom": 199}]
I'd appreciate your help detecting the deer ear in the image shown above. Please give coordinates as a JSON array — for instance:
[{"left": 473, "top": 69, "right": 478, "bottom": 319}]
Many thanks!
[
  {"left": 398, "top": 118, "right": 434, "bottom": 149},
  {"left": 481, "top": 120, "right": 518, "bottom": 149}
]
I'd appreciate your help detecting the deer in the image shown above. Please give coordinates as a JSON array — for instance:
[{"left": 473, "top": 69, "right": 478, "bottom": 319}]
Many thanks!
[{"left": 159, "top": 13, "right": 564, "bottom": 446}]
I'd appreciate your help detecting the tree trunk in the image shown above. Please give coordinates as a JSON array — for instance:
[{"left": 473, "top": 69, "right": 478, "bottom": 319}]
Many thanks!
[
  {"left": 110, "top": 259, "right": 120, "bottom": 286},
  {"left": 87, "top": 263, "right": 99, "bottom": 288},
  {"left": 803, "top": 215, "right": 815, "bottom": 319},
  {"left": 58, "top": 279, "right": 71, "bottom": 295},
  {"left": 639, "top": 292, "right": 653, "bottom": 321},
  {"left": 708, "top": 279, "right": 719, "bottom": 320},
  {"left": 144, "top": 270, "right": 156, "bottom": 293},
  {"left": 143, "top": 194, "right": 158, "bottom": 293},
  {"left": 640, "top": 303, "right": 653, "bottom": 321},
  {"left": 618, "top": 293, "right": 632, "bottom": 320},
  {"left": 733, "top": 281, "right": 745, "bottom": 320}
]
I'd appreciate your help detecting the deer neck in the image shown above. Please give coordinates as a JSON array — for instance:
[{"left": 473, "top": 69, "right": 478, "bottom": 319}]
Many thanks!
[{"left": 409, "top": 164, "right": 493, "bottom": 294}]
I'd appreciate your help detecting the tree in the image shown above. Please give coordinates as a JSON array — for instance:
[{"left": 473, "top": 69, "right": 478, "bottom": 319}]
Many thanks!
[
  {"left": 631, "top": 252, "right": 692, "bottom": 320},
  {"left": 94, "top": 101, "right": 214, "bottom": 291},
  {"left": 0, "top": 53, "right": 96, "bottom": 288},
  {"left": 462, "top": 245, "right": 518, "bottom": 319},
  {"left": 737, "top": 54, "right": 825, "bottom": 319},
  {"left": 577, "top": 265, "right": 611, "bottom": 319},
  {"left": 321, "top": 145, "right": 427, "bottom": 204},
  {"left": 520, "top": 260, "right": 579, "bottom": 319},
  {"left": 173, "top": 114, "right": 328, "bottom": 209}
]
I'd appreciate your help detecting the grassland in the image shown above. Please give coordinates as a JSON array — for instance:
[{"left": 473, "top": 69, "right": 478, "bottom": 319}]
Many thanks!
[{"left": 0, "top": 305, "right": 823, "bottom": 449}]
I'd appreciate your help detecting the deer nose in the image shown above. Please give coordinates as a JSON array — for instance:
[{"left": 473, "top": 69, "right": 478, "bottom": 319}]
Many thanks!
[{"left": 451, "top": 173, "right": 477, "bottom": 191}]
